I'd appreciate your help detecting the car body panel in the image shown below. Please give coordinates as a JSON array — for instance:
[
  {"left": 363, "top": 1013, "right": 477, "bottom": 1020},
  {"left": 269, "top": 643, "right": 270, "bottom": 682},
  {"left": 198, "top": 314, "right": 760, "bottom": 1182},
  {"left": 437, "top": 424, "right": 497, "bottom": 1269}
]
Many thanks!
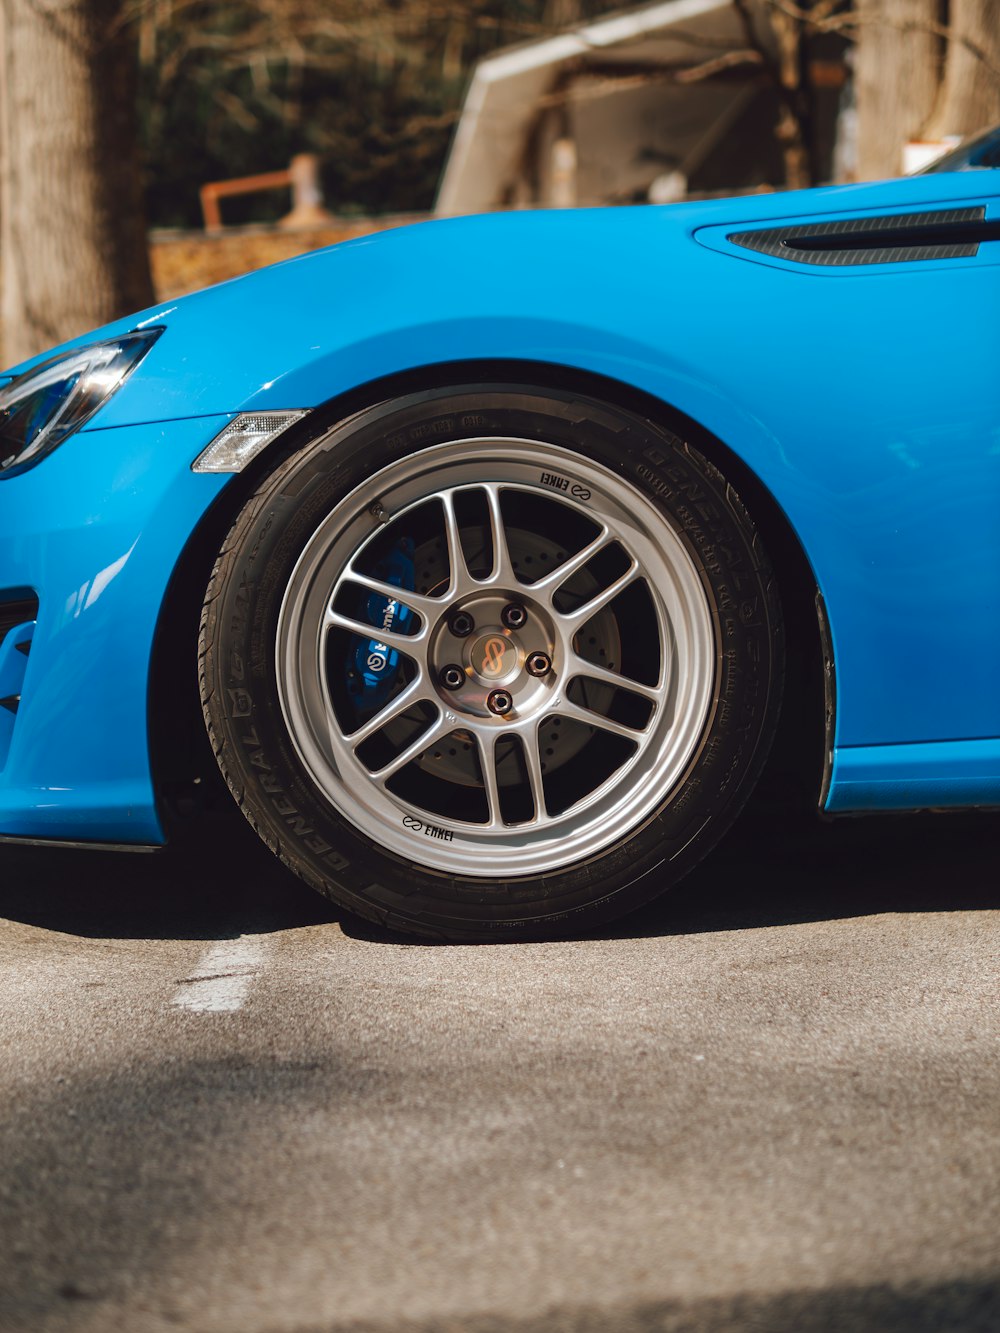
[
  {"left": 0, "top": 169, "right": 998, "bottom": 844},
  {"left": 828, "top": 738, "right": 1000, "bottom": 811},
  {"left": 0, "top": 417, "right": 234, "bottom": 842}
]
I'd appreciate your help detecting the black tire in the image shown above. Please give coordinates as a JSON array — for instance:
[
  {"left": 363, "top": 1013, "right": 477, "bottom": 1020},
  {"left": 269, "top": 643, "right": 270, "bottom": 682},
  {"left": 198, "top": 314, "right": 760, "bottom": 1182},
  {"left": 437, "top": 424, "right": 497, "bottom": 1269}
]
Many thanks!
[{"left": 199, "top": 384, "right": 782, "bottom": 940}]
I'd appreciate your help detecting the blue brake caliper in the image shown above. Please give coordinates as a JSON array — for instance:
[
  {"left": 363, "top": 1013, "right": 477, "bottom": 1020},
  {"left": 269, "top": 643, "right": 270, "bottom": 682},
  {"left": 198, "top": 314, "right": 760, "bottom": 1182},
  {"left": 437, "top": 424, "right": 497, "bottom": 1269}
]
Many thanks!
[{"left": 350, "top": 538, "right": 416, "bottom": 712}]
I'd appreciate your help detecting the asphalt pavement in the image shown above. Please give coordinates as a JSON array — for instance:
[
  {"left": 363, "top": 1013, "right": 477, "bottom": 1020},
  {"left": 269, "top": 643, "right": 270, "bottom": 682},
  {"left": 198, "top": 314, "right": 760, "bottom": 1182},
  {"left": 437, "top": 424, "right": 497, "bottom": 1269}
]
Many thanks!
[{"left": 0, "top": 802, "right": 997, "bottom": 1332}]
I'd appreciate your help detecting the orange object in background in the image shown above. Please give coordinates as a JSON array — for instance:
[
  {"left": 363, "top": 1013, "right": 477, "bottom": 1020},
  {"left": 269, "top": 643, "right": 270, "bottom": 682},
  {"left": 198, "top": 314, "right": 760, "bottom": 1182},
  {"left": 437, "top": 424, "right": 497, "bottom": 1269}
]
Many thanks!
[{"left": 199, "top": 155, "right": 333, "bottom": 232}]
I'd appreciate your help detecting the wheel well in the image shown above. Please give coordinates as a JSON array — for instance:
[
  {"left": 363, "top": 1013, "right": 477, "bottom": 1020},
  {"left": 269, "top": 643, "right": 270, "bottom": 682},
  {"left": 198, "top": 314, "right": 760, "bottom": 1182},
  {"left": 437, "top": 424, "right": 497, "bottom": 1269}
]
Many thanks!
[{"left": 148, "top": 360, "right": 827, "bottom": 837}]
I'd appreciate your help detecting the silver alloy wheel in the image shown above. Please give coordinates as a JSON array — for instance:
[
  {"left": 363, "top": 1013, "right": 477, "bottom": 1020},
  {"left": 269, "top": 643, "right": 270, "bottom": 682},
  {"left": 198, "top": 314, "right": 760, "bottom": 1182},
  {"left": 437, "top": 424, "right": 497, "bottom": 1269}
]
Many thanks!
[{"left": 276, "top": 437, "right": 715, "bottom": 878}]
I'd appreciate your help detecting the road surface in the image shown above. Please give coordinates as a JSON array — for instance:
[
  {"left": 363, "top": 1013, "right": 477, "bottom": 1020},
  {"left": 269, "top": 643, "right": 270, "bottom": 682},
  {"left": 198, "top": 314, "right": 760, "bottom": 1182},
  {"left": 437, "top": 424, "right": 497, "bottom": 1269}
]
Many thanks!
[{"left": 1, "top": 804, "right": 997, "bottom": 1331}]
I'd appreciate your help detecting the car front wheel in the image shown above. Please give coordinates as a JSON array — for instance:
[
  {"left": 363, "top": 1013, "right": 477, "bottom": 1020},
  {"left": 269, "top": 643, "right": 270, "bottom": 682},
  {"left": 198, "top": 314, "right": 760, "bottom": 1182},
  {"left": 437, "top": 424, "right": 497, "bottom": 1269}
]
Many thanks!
[{"left": 199, "top": 385, "right": 782, "bottom": 939}]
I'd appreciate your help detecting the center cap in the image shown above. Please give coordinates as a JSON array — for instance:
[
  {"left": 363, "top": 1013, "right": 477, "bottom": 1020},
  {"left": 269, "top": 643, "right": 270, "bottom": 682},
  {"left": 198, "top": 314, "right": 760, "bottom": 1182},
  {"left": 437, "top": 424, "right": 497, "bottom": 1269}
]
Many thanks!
[{"left": 470, "top": 632, "right": 519, "bottom": 682}]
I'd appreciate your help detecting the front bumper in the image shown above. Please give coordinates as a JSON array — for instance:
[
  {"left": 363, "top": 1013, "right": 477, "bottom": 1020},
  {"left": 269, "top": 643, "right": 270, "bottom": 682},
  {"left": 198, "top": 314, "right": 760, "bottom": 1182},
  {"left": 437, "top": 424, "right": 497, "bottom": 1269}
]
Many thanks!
[{"left": 0, "top": 416, "right": 235, "bottom": 843}]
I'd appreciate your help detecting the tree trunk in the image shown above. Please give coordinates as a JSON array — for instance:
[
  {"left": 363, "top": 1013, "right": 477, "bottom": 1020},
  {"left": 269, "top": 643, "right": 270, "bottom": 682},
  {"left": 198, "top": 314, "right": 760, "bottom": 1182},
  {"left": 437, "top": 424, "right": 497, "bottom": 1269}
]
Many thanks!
[
  {"left": 854, "top": 0, "right": 942, "bottom": 179},
  {"left": 925, "top": 0, "right": 1000, "bottom": 138},
  {"left": 770, "top": 5, "right": 812, "bottom": 190},
  {"left": 0, "top": 0, "right": 154, "bottom": 365}
]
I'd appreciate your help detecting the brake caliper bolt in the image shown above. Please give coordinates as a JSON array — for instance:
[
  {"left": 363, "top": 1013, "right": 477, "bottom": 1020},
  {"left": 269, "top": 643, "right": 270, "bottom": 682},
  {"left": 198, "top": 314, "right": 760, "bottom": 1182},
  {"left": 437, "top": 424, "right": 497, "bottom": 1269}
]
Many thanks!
[
  {"left": 449, "top": 611, "right": 475, "bottom": 638},
  {"left": 501, "top": 603, "right": 527, "bottom": 630},
  {"left": 525, "top": 651, "right": 552, "bottom": 677},
  {"left": 440, "top": 664, "right": 465, "bottom": 691},
  {"left": 487, "top": 689, "right": 513, "bottom": 716}
]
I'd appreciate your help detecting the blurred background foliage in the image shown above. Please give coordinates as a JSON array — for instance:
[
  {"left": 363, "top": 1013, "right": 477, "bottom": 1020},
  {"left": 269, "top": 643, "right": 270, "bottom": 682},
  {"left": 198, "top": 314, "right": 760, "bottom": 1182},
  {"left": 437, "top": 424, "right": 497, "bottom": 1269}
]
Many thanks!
[{"left": 137, "top": 0, "right": 621, "bottom": 226}]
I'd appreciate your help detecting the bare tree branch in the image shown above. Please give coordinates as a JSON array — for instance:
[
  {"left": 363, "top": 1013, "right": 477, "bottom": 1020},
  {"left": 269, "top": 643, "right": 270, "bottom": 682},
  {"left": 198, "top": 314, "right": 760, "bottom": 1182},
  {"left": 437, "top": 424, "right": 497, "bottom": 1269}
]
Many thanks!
[
  {"left": 675, "top": 48, "right": 765, "bottom": 82},
  {"left": 765, "top": 0, "right": 1000, "bottom": 76}
]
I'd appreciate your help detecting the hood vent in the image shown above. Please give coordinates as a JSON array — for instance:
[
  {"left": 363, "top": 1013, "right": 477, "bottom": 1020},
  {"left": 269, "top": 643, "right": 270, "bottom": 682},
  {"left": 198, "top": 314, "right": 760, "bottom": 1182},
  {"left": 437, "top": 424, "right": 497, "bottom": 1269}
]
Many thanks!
[{"left": 730, "top": 207, "right": 995, "bottom": 266}]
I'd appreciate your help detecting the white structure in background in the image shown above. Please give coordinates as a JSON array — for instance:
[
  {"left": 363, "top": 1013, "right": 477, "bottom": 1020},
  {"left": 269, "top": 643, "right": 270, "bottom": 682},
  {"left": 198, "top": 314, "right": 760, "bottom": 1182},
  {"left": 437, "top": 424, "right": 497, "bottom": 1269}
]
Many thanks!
[
  {"left": 902, "top": 138, "right": 962, "bottom": 174},
  {"left": 436, "top": 0, "right": 848, "bottom": 216}
]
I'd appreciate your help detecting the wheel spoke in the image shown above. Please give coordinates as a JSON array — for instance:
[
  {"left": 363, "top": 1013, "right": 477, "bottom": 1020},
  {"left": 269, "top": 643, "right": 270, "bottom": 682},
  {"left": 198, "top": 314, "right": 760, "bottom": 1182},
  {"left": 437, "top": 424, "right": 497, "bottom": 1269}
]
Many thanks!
[
  {"left": 369, "top": 711, "right": 450, "bottom": 783},
  {"left": 342, "top": 567, "right": 445, "bottom": 623},
  {"left": 566, "top": 653, "right": 664, "bottom": 705},
  {"left": 441, "top": 491, "right": 475, "bottom": 597},
  {"left": 558, "top": 696, "right": 649, "bottom": 743},
  {"left": 324, "top": 608, "right": 425, "bottom": 659},
  {"left": 345, "top": 674, "right": 434, "bottom": 746},
  {"left": 560, "top": 562, "right": 640, "bottom": 629},
  {"left": 483, "top": 484, "right": 520, "bottom": 587},
  {"left": 477, "top": 731, "right": 503, "bottom": 828},
  {"left": 529, "top": 527, "right": 612, "bottom": 600},
  {"left": 520, "top": 726, "right": 548, "bottom": 821}
]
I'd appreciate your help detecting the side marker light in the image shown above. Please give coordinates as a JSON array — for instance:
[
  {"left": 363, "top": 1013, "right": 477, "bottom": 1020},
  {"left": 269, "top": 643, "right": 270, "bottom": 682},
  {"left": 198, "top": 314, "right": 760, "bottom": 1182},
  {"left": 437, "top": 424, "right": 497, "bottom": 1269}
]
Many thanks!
[{"left": 192, "top": 411, "right": 308, "bottom": 473}]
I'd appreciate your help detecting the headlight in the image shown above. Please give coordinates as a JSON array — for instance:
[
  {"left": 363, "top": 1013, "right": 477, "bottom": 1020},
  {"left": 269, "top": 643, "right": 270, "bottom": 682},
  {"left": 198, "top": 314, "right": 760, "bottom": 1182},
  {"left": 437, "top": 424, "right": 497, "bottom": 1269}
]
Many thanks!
[{"left": 0, "top": 328, "right": 162, "bottom": 478}]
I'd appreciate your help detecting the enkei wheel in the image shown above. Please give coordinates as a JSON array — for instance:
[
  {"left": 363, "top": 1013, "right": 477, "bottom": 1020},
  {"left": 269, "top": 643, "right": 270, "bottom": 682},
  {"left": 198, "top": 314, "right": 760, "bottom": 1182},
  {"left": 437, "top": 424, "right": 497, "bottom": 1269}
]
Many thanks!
[{"left": 199, "top": 386, "right": 782, "bottom": 940}]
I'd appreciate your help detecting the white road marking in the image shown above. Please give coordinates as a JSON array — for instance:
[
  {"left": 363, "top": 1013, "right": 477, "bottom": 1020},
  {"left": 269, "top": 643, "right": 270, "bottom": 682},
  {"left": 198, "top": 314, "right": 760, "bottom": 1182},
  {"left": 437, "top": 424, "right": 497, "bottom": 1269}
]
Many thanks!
[{"left": 171, "top": 935, "right": 271, "bottom": 1013}]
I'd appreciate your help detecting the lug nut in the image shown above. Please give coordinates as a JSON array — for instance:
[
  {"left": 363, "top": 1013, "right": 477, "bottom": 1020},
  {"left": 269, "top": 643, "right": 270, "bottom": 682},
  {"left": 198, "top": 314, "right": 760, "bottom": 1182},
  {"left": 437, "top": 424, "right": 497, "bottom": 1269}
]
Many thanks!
[
  {"left": 501, "top": 603, "right": 527, "bottom": 630},
  {"left": 487, "top": 689, "right": 513, "bottom": 716},
  {"left": 440, "top": 664, "right": 465, "bottom": 691},
  {"left": 525, "top": 651, "right": 552, "bottom": 677},
  {"left": 449, "top": 611, "right": 475, "bottom": 638}
]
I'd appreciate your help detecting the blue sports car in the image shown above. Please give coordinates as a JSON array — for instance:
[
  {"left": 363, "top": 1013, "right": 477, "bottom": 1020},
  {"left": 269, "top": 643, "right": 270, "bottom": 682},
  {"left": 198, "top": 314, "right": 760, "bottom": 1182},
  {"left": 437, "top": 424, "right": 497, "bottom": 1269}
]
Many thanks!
[{"left": 1, "top": 131, "right": 997, "bottom": 939}]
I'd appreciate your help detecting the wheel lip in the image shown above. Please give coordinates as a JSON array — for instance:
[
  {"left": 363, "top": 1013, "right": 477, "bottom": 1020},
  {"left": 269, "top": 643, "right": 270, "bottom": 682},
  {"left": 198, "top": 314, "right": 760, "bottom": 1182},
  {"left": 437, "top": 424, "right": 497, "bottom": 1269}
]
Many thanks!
[{"left": 275, "top": 436, "right": 716, "bottom": 880}]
